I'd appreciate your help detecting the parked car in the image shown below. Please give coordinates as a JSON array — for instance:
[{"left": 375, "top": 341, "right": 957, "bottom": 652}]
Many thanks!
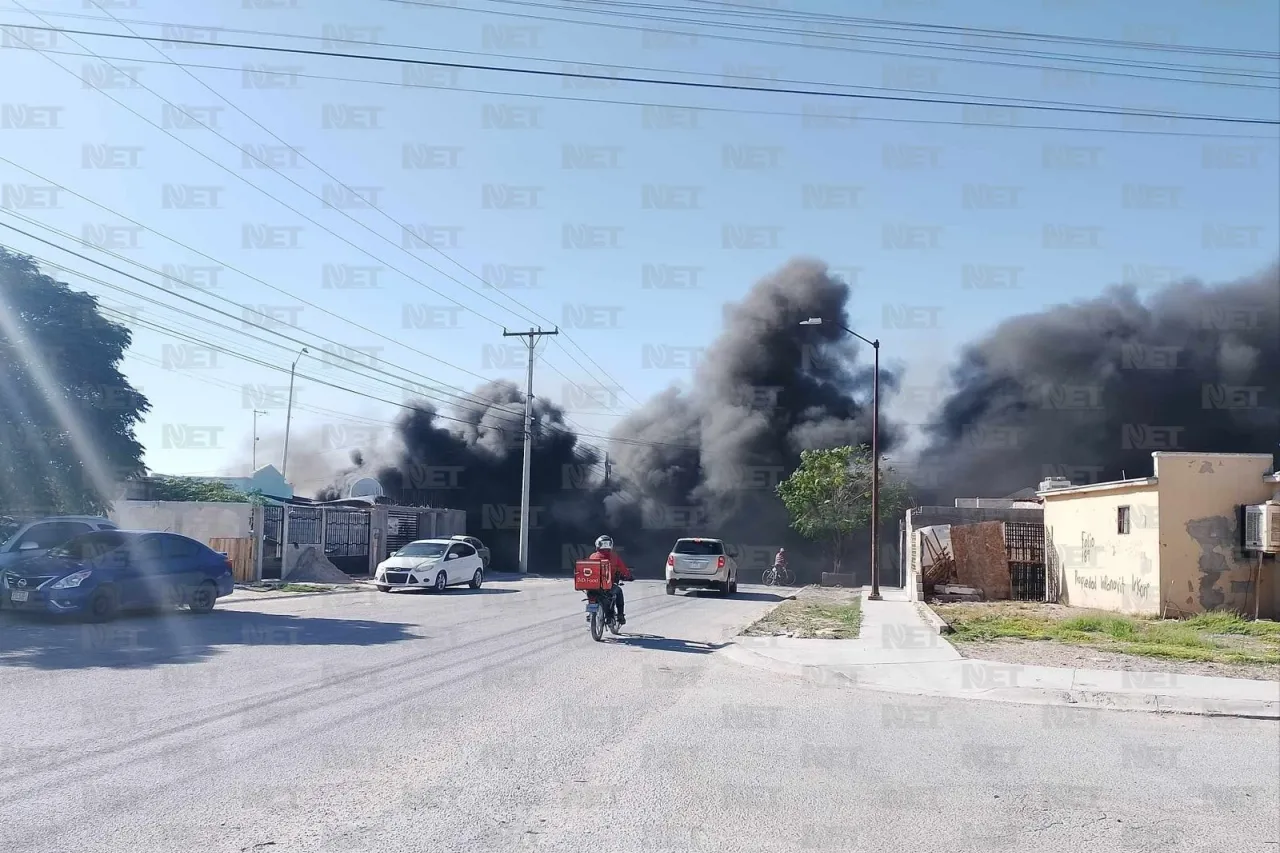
[
  {"left": 665, "top": 537, "right": 738, "bottom": 596},
  {"left": 2, "top": 530, "right": 234, "bottom": 621},
  {"left": 0, "top": 516, "right": 119, "bottom": 608},
  {"left": 375, "top": 538, "right": 484, "bottom": 593},
  {"left": 450, "top": 535, "right": 491, "bottom": 570}
]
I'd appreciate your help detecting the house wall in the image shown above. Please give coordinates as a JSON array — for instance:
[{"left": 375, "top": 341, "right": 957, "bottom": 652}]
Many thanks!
[
  {"left": 1154, "top": 453, "right": 1275, "bottom": 617},
  {"left": 1042, "top": 484, "right": 1160, "bottom": 615},
  {"left": 109, "top": 500, "right": 254, "bottom": 543}
]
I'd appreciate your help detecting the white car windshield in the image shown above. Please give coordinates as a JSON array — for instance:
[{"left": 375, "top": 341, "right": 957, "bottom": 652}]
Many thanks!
[{"left": 394, "top": 542, "right": 448, "bottom": 558}]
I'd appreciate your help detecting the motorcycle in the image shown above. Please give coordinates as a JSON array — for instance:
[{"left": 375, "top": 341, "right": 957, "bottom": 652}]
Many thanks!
[{"left": 584, "top": 583, "right": 623, "bottom": 641}]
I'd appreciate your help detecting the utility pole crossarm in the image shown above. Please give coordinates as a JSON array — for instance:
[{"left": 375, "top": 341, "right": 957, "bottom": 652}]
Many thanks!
[{"left": 501, "top": 326, "right": 559, "bottom": 574}]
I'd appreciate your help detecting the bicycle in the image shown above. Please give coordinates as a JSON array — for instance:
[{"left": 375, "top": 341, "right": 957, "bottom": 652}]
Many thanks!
[{"left": 762, "top": 564, "right": 795, "bottom": 586}]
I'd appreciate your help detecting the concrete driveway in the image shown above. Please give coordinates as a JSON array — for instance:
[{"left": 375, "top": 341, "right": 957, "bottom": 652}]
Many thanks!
[{"left": 1, "top": 578, "right": 1276, "bottom": 852}]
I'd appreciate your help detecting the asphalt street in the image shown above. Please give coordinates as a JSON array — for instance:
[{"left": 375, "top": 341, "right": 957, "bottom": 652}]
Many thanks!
[{"left": 1, "top": 578, "right": 1277, "bottom": 853}]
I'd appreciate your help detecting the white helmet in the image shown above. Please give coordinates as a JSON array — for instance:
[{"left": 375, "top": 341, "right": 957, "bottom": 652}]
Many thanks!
[{"left": 595, "top": 535, "right": 614, "bottom": 551}]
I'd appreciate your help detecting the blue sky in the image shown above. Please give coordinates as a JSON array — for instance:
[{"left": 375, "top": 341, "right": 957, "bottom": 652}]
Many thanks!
[{"left": 0, "top": 0, "right": 1276, "bottom": 492}]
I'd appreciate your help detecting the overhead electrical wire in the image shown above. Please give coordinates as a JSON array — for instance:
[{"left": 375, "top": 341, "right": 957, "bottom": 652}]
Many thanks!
[
  {"left": 556, "top": 0, "right": 1280, "bottom": 67},
  {"left": 10, "top": 45, "right": 1270, "bottom": 141},
  {"left": 8, "top": 4, "right": 646, "bottom": 411},
  {"left": 0, "top": 156, "right": 534, "bottom": 418},
  {"left": 6, "top": 8, "right": 1277, "bottom": 97},
  {"left": 658, "top": 0, "right": 1279, "bottom": 58},
  {"left": 7, "top": 23, "right": 1276, "bottom": 123},
  {"left": 377, "top": 0, "right": 1280, "bottom": 84},
  {"left": 2, "top": 220, "right": 693, "bottom": 452},
  {"left": 0, "top": 215, "right": 530, "bottom": 424},
  {"left": 21, "top": 3, "right": 1279, "bottom": 88}
]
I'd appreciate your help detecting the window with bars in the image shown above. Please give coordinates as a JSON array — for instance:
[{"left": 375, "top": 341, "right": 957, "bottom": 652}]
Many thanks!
[{"left": 1117, "top": 506, "right": 1131, "bottom": 535}]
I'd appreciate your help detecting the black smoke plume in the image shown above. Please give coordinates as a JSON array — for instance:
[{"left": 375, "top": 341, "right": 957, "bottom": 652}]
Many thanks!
[
  {"left": 915, "top": 262, "right": 1279, "bottom": 500},
  {"left": 321, "top": 259, "right": 898, "bottom": 576}
]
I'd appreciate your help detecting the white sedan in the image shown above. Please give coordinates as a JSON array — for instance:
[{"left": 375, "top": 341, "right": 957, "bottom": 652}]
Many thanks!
[{"left": 374, "top": 539, "right": 484, "bottom": 593}]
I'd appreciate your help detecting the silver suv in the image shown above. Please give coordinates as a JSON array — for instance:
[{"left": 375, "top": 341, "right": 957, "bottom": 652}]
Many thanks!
[
  {"left": 0, "top": 516, "right": 118, "bottom": 605},
  {"left": 665, "top": 537, "right": 738, "bottom": 597}
]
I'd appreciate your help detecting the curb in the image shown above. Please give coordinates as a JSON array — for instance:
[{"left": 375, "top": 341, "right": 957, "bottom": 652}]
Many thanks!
[
  {"left": 230, "top": 585, "right": 371, "bottom": 601},
  {"left": 718, "top": 643, "right": 1280, "bottom": 720},
  {"left": 915, "top": 603, "right": 953, "bottom": 635}
]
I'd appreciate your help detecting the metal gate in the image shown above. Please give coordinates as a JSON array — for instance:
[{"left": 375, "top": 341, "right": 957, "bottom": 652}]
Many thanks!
[
  {"left": 1005, "top": 522, "right": 1048, "bottom": 601},
  {"left": 386, "top": 509, "right": 420, "bottom": 557},
  {"left": 260, "top": 504, "right": 284, "bottom": 580},
  {"left": 325, "top": 509, "right": 371, "bottom": 575}
]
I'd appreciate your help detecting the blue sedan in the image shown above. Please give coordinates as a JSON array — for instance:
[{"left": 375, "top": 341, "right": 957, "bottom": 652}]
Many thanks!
[{"left": 2, "top": 530, "right": 235, "bottom": 621}]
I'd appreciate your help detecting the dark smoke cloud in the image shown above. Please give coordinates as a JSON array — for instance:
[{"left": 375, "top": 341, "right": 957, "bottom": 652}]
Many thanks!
[
  {"left": 915, "top": 262, "right": 1279, "bottom": 500},
  {"left": 321, "top": 258, "right": 897, "bottom": 576},
  {"left": 320, "top": 257, "right": 1277, "bottom": 579},
  {"left": 603, "top": 258, "right": 900, "bottom": 570}
]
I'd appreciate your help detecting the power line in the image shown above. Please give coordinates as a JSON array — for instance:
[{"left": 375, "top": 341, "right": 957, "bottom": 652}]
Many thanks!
[
  {"left": 10, "top": 4, "right": 647, "bottom": 411},
  {"left": 4, "top": 17, "right": 548, "bottom": 335},
  {"left": 0, "top": 156, "right": 534, "bottom": 418},
  {"left": 10, "top": 23, "right": 1276, "bottom": 123},
  {"left": 660, "top": 0, "right": 1279, "bottom": 58},
  {"left": 8, "top": 6, "right": 1276, "bottom": 98},
  {"left": 0, "top": 215, "right": 531, "bottom": 424},
  {"left": 379, "top": 0, "right": 1280, "bottom": 84},
  {"left": 19, "top": 46, "right": 1270, "bottom": 142},
  {"left": 4, "top": 223, "right": 694, "bottom": 453},
  {"left": 30, "top": 2, "right": 1276, "bottom": 60}
]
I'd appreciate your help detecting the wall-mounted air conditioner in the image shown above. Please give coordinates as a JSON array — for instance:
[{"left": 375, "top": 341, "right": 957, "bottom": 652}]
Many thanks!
[{"left": 1243, "top": 503, "right": 1280, "bottom": 553}]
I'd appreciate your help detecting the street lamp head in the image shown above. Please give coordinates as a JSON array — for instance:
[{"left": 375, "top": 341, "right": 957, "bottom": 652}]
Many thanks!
[{"left": 799, "top": 318, "right": 823, "bottom": 326}]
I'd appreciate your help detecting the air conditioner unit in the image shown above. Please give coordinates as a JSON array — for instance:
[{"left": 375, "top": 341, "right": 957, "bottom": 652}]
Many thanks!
[{"left": 1243, "top": 503, "right": 1280, "bottom": 553}]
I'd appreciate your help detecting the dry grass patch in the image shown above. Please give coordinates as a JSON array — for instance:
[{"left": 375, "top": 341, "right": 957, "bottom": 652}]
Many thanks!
[{"left": 743, "top": 590, "right": 862, "bottom": 639}]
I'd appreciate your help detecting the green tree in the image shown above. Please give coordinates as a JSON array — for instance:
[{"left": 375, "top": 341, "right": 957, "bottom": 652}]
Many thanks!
[
  {"left": 145, "top": 476, "right": 256, "bottom": 503},
  {"left": 0, "top": 248, "right": 149, "bottom": 515},
  {"left": 775, "top": 445, "right": 913, "bottom": 573}
]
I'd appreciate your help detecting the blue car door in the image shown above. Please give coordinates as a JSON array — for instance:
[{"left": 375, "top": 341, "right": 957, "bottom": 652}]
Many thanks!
[
  {"left": 118, "top": 535, "right": 166, "bottom": 609},
  {"left": 160, "top": 534, "right": 202, "bottom": 603}
]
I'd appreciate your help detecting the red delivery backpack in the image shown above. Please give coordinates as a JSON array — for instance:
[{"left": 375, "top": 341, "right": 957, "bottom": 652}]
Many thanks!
[{"left": 574, "top": 559, "right": 613, "bottom": 591}]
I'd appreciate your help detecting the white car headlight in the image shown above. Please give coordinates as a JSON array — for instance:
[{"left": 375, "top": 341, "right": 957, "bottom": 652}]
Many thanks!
[{"left": 51, "top": 570, "right": 92, "bottom": 589}]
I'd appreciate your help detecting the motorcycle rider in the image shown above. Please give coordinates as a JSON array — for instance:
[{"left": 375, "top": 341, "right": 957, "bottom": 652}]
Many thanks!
[{"left": 589, "top": 535, "right": 632, "bottom": 625}]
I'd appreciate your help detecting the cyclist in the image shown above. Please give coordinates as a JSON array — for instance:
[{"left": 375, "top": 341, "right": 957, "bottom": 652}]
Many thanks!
[{"left": 589, "top": 535, "right": 632, "bottom": 625}]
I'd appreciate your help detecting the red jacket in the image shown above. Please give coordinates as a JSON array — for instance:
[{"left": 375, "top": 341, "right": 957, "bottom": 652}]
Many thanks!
[{"left": 589, "top": 549, "right": 632, "bottom": 583}]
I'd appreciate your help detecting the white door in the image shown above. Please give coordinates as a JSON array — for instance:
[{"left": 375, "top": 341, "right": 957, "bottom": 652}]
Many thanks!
[{"left": 448, "top": 543, "right": 479, "bottom": 583}]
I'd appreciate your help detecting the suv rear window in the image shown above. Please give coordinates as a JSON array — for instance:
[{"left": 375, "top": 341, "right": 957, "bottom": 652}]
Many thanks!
[{"left": 674, "top": 539, "right": 724, "bottom": 556}]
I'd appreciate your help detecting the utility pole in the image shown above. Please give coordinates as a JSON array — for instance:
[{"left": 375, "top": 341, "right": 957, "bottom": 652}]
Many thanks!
[
  {"left": 502, "top": 326, "right": 559, "bottom": 574},
  {"left": 281, "top": 346, "right": 308, "bottom": 481},
  {"left": 252, "top": 409, "right": 268, "bottom": 472},
  {"left": 603, "top": 451, "right": 610, "bottom": 487}
]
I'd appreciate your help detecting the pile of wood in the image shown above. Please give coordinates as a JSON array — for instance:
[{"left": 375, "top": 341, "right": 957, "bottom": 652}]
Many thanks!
[{"left": 921, "top": 528, "right": 956, "bottom": 588}]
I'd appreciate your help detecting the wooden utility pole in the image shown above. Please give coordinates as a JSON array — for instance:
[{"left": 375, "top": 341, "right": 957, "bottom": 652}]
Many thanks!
[{"left": 502, "top": 327, "right": 559, "bottom": 574}]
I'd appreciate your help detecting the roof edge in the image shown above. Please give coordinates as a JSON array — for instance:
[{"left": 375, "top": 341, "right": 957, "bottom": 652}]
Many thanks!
[{"left": 1038, "top": 477, "right": 1158, "bottom": 498}]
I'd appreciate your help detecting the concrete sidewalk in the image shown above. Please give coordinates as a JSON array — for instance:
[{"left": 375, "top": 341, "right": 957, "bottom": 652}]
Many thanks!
[{"left": 723, "top": 588, "right": 1280, "bottom": 719}]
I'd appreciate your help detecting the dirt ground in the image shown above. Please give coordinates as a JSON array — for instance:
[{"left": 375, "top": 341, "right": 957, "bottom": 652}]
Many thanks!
[{"left": 933, "top": 601, "right": 1280, "bottom": 682}]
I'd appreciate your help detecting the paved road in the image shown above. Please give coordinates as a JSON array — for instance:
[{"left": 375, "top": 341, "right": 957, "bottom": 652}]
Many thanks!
[{"left": 1, "top": 579, "right": 1277, "bottom": 853}]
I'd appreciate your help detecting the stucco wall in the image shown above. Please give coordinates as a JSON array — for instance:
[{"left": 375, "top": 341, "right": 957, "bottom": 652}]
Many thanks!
[
  {"left": 109, "top": 501, "right": 254, "bottom": 543},
  {"left": 1043, "top": 484, "right": 1160, "bottom": 615},
  {"left": 1154, "top": 453, "right": 1275, "bottom": 617}
]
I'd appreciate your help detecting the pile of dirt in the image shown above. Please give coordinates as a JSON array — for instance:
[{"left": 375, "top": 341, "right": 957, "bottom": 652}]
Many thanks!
[{"left": 284, "top": 546, "right": 357, "bottom": 584}]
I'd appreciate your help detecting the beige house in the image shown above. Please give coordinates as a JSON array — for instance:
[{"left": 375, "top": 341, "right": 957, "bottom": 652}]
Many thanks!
[{"left": 1039, "top": 452, "right": 1280, "bottom": 619}]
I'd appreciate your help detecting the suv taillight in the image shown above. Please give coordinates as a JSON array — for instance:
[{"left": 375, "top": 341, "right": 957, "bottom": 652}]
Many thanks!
[
  {"left": 667, "top": 554, "right": 675, "bottom": 567},
  {"left": 717, "top": 556, "right": 725, "bottom": 569}
]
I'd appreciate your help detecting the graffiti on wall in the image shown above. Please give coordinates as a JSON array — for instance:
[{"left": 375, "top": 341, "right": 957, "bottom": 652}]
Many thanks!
[{"left": 1071, "top": 571, "right": 1153, "bottom": 601}]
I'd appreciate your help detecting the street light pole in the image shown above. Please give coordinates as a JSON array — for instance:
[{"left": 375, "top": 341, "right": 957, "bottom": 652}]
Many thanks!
[
  {"left": 281, "top": 346, "right": 308, "bottom": 481},
  {"left": 801, "top": 318, "right": 882, "bottom": 600},
  {"left": 252, "top": 409, "right": 268, "bottom": 472}
]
